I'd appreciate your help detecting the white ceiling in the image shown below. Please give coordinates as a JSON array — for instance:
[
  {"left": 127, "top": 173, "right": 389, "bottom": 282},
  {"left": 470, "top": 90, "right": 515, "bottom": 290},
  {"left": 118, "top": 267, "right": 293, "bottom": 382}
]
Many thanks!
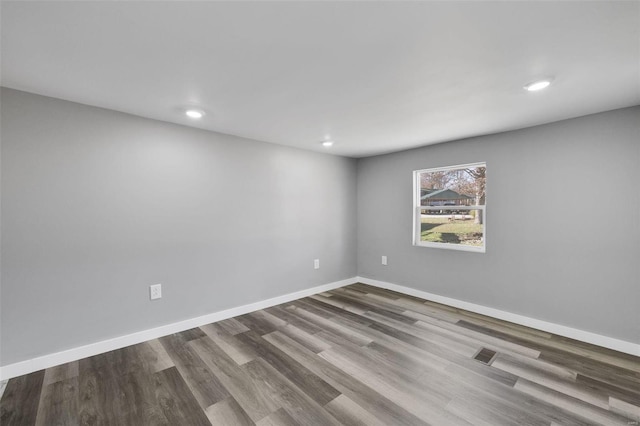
[{"left": 2, "top": 1, "right": 639, "bottom": 158}]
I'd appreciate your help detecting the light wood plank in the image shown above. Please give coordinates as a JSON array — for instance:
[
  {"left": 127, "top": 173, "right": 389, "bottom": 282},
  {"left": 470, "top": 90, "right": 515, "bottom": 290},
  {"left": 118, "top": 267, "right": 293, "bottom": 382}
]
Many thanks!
[
  {"left": 200, "top": 323, "right": 258, "bottom": 365},
  {"left": 609, "top": 396, "right": 640, "bottom": 420},
  {"left": 514, "top": 378, "right": 632, "bottom": 426},
  {"left": 189, "top": 336, "right": 280, "bottom": 422},
  {"left": 35, "top": 377, "right": 80, "bottom": 426},
  {"left": 42, "top": 361, "right": 79, "bottom": 387},
  {"left": 159, "top": 333, "right": 230, "bottom": 409},
  {"left": 317, "top": 347, "right": 470, "bottom": 425},
  {"left": 205, "top": 397, "right": 254, "bottom": 426},
  {"left": 255, "top": 408, "right": 298, "bottom": 426},
  {"left": 143, "top": 339, "right": 175, "bottom": 373},
  {"left": 493, "top": 356, "right": 610, "bottom": 409},
  {"left": 264, "top": 330, "right": 429, "bottom": 426},
  {"left": 324, "top": 394, "right": 386, "bottom": 426},
  {"left": 241, "top": 357, "right": 343, "bottom": 426},
  {"left": 286, "top": 305, "right": 373, "bottom": 346},
  {"left": 217, "top": 318, "right": 250, "bottom": 336}
]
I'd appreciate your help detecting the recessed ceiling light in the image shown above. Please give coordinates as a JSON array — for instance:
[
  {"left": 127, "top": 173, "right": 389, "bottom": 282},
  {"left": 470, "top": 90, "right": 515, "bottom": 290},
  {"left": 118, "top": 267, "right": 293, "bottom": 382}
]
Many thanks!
[
  {"left": 524, "top": 79, "right": 552, "bottom": 92},
  {"left": 185, "top": 109, "right": 205, "bottom": 119},
  {"left": 322, "top": 140, "right": 334, "bottom": 147}
]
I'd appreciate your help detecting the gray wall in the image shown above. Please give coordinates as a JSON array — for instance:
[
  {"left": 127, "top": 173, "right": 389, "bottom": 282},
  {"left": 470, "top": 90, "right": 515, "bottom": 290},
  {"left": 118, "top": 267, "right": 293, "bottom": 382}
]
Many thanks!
[
  {"left": 2, "top": 88, "right": 638, "bottom": 367},
  {"left": 357, "top": 106, "right": 640, "bottom": 344},
  {"left": 0, "top": 88, "right": 357, "bottom": 365}
]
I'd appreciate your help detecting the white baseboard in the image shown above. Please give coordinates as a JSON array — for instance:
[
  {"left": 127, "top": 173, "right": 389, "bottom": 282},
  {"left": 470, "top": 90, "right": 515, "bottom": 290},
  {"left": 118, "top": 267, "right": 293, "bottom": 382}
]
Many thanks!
[
  {"left": 357, "top": 276, "right": 640, "bottom": 357},
  {"left": 3, "top": 275, "right": 637, "bottom": 381},
  {"left": 0, "top": 277, "right": 357, "bottom": 381}
]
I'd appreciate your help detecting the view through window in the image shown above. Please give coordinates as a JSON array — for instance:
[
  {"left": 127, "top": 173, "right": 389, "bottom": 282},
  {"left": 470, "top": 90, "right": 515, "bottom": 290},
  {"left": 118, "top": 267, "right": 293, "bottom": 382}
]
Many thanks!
[{"left": 413, "top": 162, "right": 486, "bottom": 252}]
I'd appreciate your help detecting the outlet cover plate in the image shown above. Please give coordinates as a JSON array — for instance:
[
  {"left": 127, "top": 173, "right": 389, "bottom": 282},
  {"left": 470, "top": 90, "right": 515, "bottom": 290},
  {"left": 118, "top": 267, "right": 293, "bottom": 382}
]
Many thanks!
[{"left": 150, "top": 284, "right": 162, "bottom": 300}]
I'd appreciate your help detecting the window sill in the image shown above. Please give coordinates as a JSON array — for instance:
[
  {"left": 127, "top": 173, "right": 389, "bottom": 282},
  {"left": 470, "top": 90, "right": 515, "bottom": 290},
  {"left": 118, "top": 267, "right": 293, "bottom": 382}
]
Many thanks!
[{"left": 414, "top": 241, "right": 486, "bottom": 253}]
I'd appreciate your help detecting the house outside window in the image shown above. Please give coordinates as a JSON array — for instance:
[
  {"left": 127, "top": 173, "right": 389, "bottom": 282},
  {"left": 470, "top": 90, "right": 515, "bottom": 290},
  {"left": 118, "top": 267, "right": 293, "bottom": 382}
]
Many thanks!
[{"left": 413, "top": 162, "right": 486, "bottom": 252}]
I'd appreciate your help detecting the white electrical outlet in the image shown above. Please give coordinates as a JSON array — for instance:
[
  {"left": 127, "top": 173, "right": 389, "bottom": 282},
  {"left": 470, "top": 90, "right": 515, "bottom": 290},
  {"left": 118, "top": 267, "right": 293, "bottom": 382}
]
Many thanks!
[
  {"left": 382, "top": 255, "right": 388, "bottom": 265},
  {"left": 314, "top": 259, "right": 320, "bottom": 269},
  {"left": 150, "top": 284, "right": 162, "bottom": 300}
]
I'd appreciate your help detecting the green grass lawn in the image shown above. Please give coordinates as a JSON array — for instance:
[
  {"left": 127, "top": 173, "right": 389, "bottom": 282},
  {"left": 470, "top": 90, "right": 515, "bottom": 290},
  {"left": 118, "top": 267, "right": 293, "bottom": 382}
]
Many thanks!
[{"left": 420, "top": 217, "right": 483, "bottom": 246}]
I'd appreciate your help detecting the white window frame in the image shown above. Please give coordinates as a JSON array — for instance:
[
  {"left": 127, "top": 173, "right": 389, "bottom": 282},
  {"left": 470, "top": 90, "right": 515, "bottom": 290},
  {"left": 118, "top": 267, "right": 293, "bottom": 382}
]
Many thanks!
[{"left": 412, "top": 162, "right": 486, "bottom": 253}]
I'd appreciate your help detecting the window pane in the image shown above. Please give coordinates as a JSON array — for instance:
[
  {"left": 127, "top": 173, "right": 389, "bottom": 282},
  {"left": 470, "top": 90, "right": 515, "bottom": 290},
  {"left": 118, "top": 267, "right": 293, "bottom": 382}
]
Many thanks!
[
  {"left": 419, "top": 165, "right": 486, "bottom": 207},
  {"left": 414, "top": 163, "right": 486, "bottom": 251},
  {"left": 420, "top": 208, "right": 484, "bottom": 247}
]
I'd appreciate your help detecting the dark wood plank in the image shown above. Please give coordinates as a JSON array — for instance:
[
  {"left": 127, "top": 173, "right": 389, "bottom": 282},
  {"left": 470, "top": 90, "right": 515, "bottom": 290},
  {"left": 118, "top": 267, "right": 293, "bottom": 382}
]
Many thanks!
[
  {"left": 120, "top": 371, "right": 170, "bottom": 425},
  {"left": 78, "top": 350, "right": 146, "bottom": 425},
  {"left": 0, "top": 370, "right": 45, "bottom": 426},
  {"left": 77, "top": 353, "right": 111, "bottom": 426},
  {"left": 265, "top": 305, "right": 325, "bottom": 334},
  {"left": 241, "top": 357, "right": 343, "bottom": 426},
  {"left": 159, "top": 333, "right": 230, "bottom": 409},
  {"left": 235, "top": 330, "right": 341, "bottom": 406},
  {"left": 35, "top": 377, "right": 79, "bottom": 426},
  {"left": 296, "top": 297, "right": 374, "bottom": 327},
  {"left": 216, "top": 318, "right": 250, "bottom": 336},
  {"left": 550, "top": 334, "right": 640, "bottom": 366},
  {"left": 179, "top": 327, "right": 208, "bottom": 341},
  {"left": 153, "top": 367, "right": 211, "bottom": 426},
  {"left": 348, "top": 283, "right": 400, "bottom": 300},
  {"left": 576, "top": 373, "right": 640, "bottom": 406},
  {"left": 540, "top": 350, "right": 640, "bottom": 394},
  {"left": 42, "top": 362, "right": 79, "bottom": 387},
  {"left": 348, "top": 283, "right": 428, "bottom": 304},
  {"left": 235, "top": 313, "right": 280, "bottom": 336},
  {"left": 263, "top": 330, "right": 430, "bottom": 426}
]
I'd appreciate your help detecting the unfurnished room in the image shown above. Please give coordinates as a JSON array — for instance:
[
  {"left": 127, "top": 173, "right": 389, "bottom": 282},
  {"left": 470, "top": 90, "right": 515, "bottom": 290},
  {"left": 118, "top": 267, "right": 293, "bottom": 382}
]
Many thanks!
[{"left": 0, "top": 1, "right": 639, "bottom": 425}]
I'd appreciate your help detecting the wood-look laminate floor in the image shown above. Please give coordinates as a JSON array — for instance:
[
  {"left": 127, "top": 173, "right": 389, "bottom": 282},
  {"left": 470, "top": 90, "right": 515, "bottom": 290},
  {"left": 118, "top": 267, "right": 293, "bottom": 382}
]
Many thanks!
[{"left": 2, "top": 283, "right": 639, "bottom": 425}]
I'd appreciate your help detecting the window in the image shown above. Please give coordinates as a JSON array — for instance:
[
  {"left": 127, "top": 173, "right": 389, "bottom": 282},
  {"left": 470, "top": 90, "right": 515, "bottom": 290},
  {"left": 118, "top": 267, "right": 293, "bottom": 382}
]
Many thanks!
[{"left": 413, "top": 162, "right": 486, "bottom": 252}]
